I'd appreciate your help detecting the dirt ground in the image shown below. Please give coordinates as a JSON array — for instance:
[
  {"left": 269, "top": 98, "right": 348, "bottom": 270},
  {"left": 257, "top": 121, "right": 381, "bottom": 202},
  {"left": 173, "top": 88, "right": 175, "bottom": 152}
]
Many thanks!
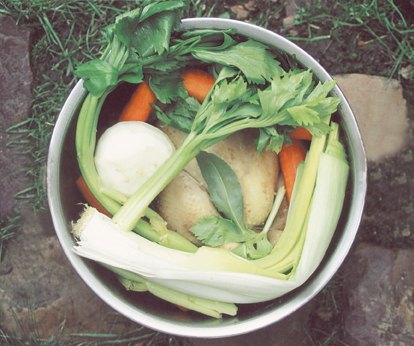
[{"left": 1, "top": 1, "right": 414, "bottom": 345}]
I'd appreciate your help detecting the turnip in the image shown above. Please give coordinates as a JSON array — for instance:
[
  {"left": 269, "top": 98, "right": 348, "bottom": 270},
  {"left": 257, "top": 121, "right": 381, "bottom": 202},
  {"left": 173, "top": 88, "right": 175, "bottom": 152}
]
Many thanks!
[{"left": 94, "top": 121, "right": 175, "bottom": 197}]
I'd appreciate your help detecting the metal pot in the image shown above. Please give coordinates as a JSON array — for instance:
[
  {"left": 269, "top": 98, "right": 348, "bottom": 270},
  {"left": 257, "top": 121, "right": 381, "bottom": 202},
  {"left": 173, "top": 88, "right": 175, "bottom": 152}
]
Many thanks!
[{"left": 47, "top": 18, "right": 367, "bottom": 338}]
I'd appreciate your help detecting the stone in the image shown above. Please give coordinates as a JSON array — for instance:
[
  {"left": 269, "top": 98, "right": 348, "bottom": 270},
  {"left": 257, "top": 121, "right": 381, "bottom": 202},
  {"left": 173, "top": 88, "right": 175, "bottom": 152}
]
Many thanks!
[
  {"left": 0, "top": 210, "right": 139, "bottom": 339},
  {"left": 0, "top": 16, "right": 33, "bottom": 217},
  {"left": 342, "top": 242, "right": 414, "bottom": 346},
  {"left": 230, "top": 5, "right": 249, "bottom": 20},
  {"left": 334, "top": 74, "right": 409, "bottom": 162}
]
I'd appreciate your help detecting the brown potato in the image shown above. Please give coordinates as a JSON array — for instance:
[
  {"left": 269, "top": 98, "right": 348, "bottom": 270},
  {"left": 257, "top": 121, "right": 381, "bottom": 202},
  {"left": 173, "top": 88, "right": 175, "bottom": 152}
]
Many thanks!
[
  {"left": 156, "top": 170, "right": 220, "bottom": 246},
  {"left": 155, "top": 124, "right": 281, "bottom": 245},
  {"left": 267, "top": 195, "right": 289, "bottom": 246}
]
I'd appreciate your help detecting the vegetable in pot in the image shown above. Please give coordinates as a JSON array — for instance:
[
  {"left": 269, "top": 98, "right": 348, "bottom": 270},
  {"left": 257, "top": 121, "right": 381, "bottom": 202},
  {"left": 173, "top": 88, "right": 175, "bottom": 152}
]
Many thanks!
[
  {"left": 156, "top": 126, "right": 279, "bottom": 243},
  {"left": 69, "top": 0, "right": 349, "bottom": 318},
  {"left": 94, "top": 121, "right": 175, "bottom": 197}
]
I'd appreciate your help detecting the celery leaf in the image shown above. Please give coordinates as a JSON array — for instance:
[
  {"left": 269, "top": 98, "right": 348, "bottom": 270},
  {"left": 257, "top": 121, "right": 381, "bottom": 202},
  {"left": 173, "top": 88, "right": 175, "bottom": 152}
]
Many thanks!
[
  {"left": 115, "top": 1, "right": 187, "bottom": 54},
  {"left": 193, "top": 40, "right": 284, "bottom": 84},
  {"left": 232, "top": 232, "right": 273, "bottom": 260},
  {"left": 74, "top": 59, "right": 118, "bottom": 95},
  {"left": 154, "top": 97, "right": 200, "bottom": 133},
  {"left": 148, "top": 71, "right": 187, "bottom": 103}
]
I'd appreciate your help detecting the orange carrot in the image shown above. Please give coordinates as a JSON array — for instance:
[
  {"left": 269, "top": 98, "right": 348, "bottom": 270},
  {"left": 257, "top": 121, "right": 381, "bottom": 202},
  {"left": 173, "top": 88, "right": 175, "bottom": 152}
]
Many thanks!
[
  {"left": 279, "top": 139, "right": 307, "bottom": 204},
  {"left": 176, "top": 305, "right": 190, "bottom": 312},
  {"left": 288, "top": 126, "right": 312, "bottom": 140},
  {"left": 182, "top": 70, "right": 215, "bottom": 102},
  {"left": 118, "top": 80, "right": 156, "bottom": 122},
  {"left": 76, "top": 176, "right": 112, "bottom": 217}
]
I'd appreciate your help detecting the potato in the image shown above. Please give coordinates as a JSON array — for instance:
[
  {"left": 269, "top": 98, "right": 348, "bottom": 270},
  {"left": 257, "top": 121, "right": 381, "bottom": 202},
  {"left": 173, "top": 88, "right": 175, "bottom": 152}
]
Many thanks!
[
  {"left": 156, "top": 170, "right": 219, "bottom": 246},
  {"left": 155, "top": 124, "right": 280, "bottom": 244},
  {"left": 267, "top": 195, "right": 289, "bottom": 246}
]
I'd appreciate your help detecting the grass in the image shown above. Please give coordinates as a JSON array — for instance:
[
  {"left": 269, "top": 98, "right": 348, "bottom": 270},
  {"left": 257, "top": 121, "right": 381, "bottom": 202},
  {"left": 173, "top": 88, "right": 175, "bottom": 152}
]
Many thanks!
[
  {"left": 0, "top": 0, "right": 413, "bottom": 345},
  {"left": 287, "top": 0, "right": 414, "bottom": 78},
  {"left": 0, "top": 214, "right": 21, "bottom": 278}
]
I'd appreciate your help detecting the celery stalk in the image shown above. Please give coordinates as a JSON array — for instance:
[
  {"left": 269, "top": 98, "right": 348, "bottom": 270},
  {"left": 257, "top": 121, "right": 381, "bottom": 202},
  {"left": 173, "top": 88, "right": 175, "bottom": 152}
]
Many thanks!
[
  {"left": 106, "top": 266, "right": 238, "bottom": 318},
  {"left": 111, "top": 132, "right": 204, "bottom": 231}
]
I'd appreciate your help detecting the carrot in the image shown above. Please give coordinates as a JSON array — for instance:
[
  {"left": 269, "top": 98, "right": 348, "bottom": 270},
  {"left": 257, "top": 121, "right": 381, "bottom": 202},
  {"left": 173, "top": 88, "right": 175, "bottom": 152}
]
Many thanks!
[
  {"left": 176, "top": 305, "right": 190, "bottom": 312},
  {"left": 288, "top": 126, "right": 312, "bottom": 140},
  {"left": 118, "top": 80, "right": 156, "bottom": 122},
  {"left": 279, "top": 138, "right": 307, "bottom": 204},
  {"left": 76, "top": 176, "right": 112, "bottom": 217},
  {"left": 182, "top": 70, "right": 215, "bottom": 102}
]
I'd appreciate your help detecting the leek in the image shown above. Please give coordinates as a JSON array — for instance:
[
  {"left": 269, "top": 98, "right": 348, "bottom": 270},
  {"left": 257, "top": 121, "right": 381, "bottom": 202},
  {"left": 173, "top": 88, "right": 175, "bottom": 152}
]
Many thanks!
[
  {"left": 294, "top": 122, "right": 349, "bottom": 279},
  {"left": 73, "top": 206, "right": 284, "bottom": 280},
  {"left": 252, "top": 116, "right": 330, "bottom": 274}
]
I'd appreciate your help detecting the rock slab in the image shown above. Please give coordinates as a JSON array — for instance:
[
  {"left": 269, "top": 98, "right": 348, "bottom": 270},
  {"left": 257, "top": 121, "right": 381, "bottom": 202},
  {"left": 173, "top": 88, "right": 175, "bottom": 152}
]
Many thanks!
[
  {"left": 0, "top": 16, "right": 33, "bottom": 216},
  {"left": 343, "top": 242, "right": 414, "bottom": 346},
  {"left": 334, "top": 74, "right": 409, "bottom": 162}
]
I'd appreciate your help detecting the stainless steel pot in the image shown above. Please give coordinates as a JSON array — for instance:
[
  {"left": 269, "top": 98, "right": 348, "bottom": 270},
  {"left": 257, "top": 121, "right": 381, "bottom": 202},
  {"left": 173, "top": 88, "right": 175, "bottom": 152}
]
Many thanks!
[{"left": 47, "top": 18, "right": 367, "bottom": 338}]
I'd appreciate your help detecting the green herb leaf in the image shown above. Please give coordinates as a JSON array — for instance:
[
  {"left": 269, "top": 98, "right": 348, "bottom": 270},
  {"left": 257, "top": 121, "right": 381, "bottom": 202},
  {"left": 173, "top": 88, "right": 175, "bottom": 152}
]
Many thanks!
[
  {"left": 118, "top": 63, "right": 143, "bottom": 84},
  {"left": 195, "top": 152, "right": 256, "bottom": 239},
  {"left": 190, "top": 215, "right": 249, "bottom": 247},
  {"left": 196, "top": 151, "right": 244, "bottom": 228},
  {"left": 255, "top": 128, "right": 271, "bottom": 154},
  {"left": 132, "top": 11, "right": 180, "bottom": 57},
  {"left": 114, "top": 1, "right": 187, "bottom": 52}
]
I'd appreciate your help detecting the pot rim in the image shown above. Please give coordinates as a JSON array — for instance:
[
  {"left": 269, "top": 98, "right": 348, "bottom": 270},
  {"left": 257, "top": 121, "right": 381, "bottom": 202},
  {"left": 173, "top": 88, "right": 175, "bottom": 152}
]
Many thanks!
[{"left": 47, "top": 17, "right": 367, "bottom": 338}]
